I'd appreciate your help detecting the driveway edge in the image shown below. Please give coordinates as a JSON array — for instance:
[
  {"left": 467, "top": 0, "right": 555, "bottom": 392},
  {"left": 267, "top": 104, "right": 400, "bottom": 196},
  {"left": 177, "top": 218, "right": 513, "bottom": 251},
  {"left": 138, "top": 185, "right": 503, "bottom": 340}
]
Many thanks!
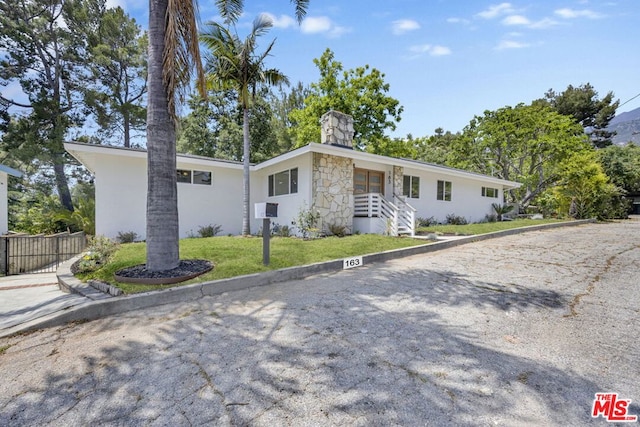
[{"left": 1, "top": 219, "right": 596, "bottom": 337}]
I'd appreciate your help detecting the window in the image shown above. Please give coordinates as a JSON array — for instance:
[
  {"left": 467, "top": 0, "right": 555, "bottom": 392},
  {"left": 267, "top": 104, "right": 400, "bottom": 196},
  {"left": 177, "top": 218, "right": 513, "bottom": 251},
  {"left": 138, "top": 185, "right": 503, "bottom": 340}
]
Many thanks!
[
  {"left": 437, "top": 180, "right": 452, "bottom": 201},
  {"left": 268, "top": 167, "right": 298, "bottom": 196},
  {"left": 402, "top": 175, "right": 420, "bottom": 198},
  {"left": 177, "top": 169, "right": 191, "bottom": 183},
  {"left": 177, "top": 169, "right": 212, "bottom": 185},
  {"left": 482, "top": 186, "right": 499, "bottom": 198},
  {"left": 193, "top": 170, "right": 212, "bottom": 185}
]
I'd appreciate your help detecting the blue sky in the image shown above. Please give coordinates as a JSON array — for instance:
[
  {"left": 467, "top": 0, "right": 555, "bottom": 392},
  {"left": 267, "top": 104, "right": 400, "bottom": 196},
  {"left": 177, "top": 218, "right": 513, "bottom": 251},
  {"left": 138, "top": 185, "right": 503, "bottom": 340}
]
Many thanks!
[{"left": 113, "top": 0, "right": 640, "bottom": 137}]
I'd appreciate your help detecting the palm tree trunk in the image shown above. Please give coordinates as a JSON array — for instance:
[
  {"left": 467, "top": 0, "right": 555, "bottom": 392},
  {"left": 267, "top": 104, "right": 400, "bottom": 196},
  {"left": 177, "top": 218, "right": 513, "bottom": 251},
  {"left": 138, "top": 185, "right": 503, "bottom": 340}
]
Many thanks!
[
  {"left": 145, "top": 0, "right": 180, "bottom": 271},
  {"left": 242, "top": 106, "right": 251, "bottom": 235}
]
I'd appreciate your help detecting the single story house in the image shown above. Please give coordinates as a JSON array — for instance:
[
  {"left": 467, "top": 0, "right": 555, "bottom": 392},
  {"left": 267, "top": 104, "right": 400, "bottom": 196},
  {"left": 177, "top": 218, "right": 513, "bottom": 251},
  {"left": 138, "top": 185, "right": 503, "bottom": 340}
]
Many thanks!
[
  {"left": 64, "top": 111, "right": 521, "bottom": 239},
  {"left": 1, "top": 164, "right": 22, "bottom": 235}
]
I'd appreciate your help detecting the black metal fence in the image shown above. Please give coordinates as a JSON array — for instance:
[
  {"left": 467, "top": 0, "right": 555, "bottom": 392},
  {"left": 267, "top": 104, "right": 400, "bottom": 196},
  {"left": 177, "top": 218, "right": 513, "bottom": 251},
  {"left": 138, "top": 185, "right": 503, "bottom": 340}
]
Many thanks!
[{"left": 0, "top": 232, "right": 87, "bottom": 275}]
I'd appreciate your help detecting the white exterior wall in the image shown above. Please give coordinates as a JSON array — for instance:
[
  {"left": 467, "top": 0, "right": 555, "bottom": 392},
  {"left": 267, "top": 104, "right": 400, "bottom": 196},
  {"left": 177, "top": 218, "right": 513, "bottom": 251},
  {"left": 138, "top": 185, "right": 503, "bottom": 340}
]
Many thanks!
[
  {"left": 176, "top": 159, "right": 244, "bottom": 237},
  {"left": 93, "top": 152, "right": 244, "bottom": 239},
  {"left": 256, "top": 152, "right": 314, "bottom": 233},
  {"left": 94, "top": 155, "right": 147, "bottom": 239},
  {"left": 0, "top": 173, "right": 8, "bottom": 234},
  {"left": 402, "top": 167, "right": 502, "bottom": 223}
]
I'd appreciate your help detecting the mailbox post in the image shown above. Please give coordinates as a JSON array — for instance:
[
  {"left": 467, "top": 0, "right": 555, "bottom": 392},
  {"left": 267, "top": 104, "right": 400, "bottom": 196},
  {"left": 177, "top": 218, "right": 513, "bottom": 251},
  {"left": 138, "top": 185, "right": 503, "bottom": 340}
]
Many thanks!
[{"left": 254, "top": 203, "right": 278, "bottom": 265}]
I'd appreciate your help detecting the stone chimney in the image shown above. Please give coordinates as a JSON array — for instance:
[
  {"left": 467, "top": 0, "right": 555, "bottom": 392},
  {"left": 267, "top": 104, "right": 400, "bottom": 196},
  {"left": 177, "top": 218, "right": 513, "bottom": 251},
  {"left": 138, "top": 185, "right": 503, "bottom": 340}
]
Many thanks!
[{"left": 320, "top": 110, "right": 354, "bottom": 149}]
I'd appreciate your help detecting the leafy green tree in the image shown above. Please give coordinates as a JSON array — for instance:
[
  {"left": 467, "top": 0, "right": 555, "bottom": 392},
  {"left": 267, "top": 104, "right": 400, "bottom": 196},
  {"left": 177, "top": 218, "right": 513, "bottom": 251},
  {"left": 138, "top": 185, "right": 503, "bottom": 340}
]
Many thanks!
[
  {"left": 0, "top": 0, "right": 101, "bottom": 211},
  {"left": 269, "top": 82, "right": 309, "bottom": 153},
  {"left": 543, "top": 83, "right": 619, "bottom": 148},
  {"left": 289, "top": 48, "right": 403, "bottom": 151},
  {"left": 598, "top": 143, "right": 640, "bottom": 194},
  {"left": 85, "top": 6, "right": 147, "bottom": 147},
  {"left": 415, "top": 128, "right": 460, "bottom": 165},
  {"left": 553, "top": 151, "right": 621, "bottom": 219},
  {"left": 454, "top": 103, "right": 591, "bottom": 209},
  {"left": 201, "top": 15, "right": 290, "bottom": 236}
]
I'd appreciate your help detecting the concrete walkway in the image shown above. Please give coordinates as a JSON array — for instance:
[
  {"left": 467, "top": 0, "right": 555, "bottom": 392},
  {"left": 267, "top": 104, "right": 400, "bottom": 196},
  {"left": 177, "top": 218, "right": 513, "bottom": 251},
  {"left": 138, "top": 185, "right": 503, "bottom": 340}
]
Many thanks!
[{"left": 0, "top": 272, "right": 89, "bottom": 331}]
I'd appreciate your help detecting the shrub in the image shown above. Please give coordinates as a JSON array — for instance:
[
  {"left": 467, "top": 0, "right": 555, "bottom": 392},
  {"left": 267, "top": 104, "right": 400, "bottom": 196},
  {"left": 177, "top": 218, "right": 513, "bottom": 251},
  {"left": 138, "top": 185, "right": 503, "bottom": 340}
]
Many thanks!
[
  {"left": 416, "top": 216, "right": 437, "bottom": 227},
  {"left": 75, "top": 235, "right": 119, "bottom": 274},
  {"left": 328, "top": 223, "right": 347, "bottom": 237},
  {"left": 483, "top": 213, "right": 498, "bottom": 223},
  {"left": 116, "top": 231, "right": 138, "bottom": 243},
  {"left": 197, "top": 224, "right": 222, "bottom": 238},
  {"left": 445, "top": 214, "right": 468, "bottom": 225},
  {"left": 492, "top": 203, "right": 515, "bottom": 221},
  {"left": 271, "top": 223, "right": 291, "bottom": 237},
  {"left": 293, "top": 203, "right": 321, "bottom": 239}
]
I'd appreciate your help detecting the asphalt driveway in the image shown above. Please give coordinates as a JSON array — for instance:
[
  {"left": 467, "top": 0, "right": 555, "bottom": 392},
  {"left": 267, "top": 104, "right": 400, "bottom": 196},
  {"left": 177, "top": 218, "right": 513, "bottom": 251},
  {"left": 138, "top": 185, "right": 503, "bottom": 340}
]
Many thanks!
[{"left": 0, "top": 220, "right": 638, "bottom": 426}]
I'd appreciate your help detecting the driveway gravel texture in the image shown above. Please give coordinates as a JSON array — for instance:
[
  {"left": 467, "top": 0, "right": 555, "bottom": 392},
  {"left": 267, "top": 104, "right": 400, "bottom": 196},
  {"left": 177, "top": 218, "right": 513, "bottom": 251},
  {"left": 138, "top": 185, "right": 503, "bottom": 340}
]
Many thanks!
[{"left": 0, "top": 220, "right": 638, "bottom": 426}]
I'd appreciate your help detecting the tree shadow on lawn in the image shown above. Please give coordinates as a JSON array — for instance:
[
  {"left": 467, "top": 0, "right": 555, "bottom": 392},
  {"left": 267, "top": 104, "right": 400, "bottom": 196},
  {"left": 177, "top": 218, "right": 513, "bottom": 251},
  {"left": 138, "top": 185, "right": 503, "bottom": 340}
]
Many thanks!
[{"left": 1, "top": 265, "right": 623, "bottom": 426}]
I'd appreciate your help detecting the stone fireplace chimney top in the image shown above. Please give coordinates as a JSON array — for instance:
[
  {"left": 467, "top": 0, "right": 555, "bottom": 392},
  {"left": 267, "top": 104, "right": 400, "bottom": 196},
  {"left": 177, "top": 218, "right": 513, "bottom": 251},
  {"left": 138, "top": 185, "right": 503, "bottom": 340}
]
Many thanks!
[{"left": 320, "top": 110, "right": 354, "bottom": 149}]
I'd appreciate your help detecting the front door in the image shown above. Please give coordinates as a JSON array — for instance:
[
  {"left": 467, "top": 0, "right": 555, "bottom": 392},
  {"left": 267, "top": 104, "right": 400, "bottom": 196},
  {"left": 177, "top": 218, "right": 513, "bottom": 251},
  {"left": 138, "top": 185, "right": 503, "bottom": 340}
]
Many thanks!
[{"left": 354, "top": 168, "right": 384, "bottom": 194}]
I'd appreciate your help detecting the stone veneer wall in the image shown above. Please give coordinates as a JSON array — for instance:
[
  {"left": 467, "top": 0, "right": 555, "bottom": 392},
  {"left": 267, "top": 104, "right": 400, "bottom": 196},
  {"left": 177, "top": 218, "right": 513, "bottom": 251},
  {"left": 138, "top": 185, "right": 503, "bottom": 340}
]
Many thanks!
[
  {"left": 393, "top": 166, "right": 404, "bottom": 198},
  {"left": 312, "top": 153, "right": 354, "bottom": 234}
]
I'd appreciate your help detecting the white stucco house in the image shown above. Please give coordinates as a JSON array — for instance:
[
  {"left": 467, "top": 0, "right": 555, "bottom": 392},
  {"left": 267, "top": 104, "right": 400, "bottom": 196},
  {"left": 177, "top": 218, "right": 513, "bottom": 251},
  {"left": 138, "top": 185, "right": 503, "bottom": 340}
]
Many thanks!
[
  {"left": 1, "top": 164, "right": 22, "bottom": 235},
  {"left": 64, "top": 111, "right": 521, "bottom": 239}
]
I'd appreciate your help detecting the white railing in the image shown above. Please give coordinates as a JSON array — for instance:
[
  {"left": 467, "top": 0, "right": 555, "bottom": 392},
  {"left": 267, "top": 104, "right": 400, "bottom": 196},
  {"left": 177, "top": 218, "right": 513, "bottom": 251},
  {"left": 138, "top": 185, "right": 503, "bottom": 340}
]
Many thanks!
[
  {"left": 394, "top": 195, "right": 417, "bottom": 237},
  {"left": 354, "top": 193, "right": 416, "bottom": 236}
]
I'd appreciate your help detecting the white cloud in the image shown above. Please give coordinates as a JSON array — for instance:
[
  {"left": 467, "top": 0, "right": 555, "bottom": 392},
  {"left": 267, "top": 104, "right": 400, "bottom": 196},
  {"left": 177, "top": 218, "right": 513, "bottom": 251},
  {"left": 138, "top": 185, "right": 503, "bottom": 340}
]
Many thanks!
[
  {"left": 495, "top": 40, "right": 530, "bottom": 50},
  {"left": 528, "top": 17, "right": 560, "bottom": 29},
  {"left": 554, "top": 8, "right": 603, "bottom": 19},
  {"left": 409, "top": 44, "right": 431, "bottom": 54},
  {"left": 408, "top": 44, "right": 451, "bottom": 57},
  {"left": 430, "top": 45, "right": 452, "bottom": 56},
  {"left": 262, "top": 13, "right": 296, "bottom": 29},
  {"left": 301, "top": 16, "right": 332, "bottom": 33},
  {"left": 300, "top": 16, "right": 350, "bottom": 38},
  {"left": 477, "top": 3, "right": 515, "bottom": 19},
  {"left": 502, "top": 15, "right": 530, "bottom": 26},
  {"left": 391, "top": 19, "right": 420, "bottom": 35}
]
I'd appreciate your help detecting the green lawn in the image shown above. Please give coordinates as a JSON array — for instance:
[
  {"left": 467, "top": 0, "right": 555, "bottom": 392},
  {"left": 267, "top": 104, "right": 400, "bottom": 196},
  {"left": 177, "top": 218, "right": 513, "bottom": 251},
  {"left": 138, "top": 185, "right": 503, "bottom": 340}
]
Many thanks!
[
  {"left": 417, "top": 218, "right": 566, "bottom": 236},
  {"left": 79, "top": 234, "right": 427, "bottom": 294},
  {"left": 79, "top": 218, "right": 570, "bottom": 294}
]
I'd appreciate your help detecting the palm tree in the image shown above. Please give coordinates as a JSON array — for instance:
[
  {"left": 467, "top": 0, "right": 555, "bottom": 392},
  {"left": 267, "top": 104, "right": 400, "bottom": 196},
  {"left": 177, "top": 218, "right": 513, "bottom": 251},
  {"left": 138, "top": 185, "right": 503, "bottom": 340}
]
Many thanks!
[
  {"left": 146, "top": 0, "right": 307, "bottom": 270},
  {"left": 201, "top": 15, "right": 290, "bottom": 236}
]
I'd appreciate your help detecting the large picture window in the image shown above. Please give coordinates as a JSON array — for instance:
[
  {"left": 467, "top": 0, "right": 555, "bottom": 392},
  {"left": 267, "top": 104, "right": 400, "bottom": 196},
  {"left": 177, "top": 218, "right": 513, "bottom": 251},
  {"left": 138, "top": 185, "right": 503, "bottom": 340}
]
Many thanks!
[
  {"left": 437, "top": 180, "right": 452, "bottom": 201},
  {"left": 482, "top": 186, "right": 499, "bottom": 198},
  {"left": 269, "top": 167, "right": 298, "bottom": 196},
  {"left": 403, "top": 175, "right": 420, "bottom": 198}
]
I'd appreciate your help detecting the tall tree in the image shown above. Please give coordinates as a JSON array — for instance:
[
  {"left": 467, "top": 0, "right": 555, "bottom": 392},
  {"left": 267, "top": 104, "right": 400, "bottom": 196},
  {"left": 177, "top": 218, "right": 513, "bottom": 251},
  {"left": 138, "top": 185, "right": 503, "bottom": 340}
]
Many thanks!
[
  {"left": 269, "top": 81, "right": 309, "bottom": 153},
  {"left": 201, "top": 14, "right": 289, "bottom": 236},
  {"left": 453, "top": 103, "right": 591, "bottom": 209},
  {"left": 146, "top": 0, "right": 308, "bottom": 270},
  {"left": 543, "top": 83, "right": 619, "bottom": 148},
  {"left": 85, "top": 6, "right": 147, "bottom": 147},
  {"left": 289, "top": 48, "right": 403, "bottom": 151},
  {"left": 146, "top": 0, "right": 205, "bottom": 270},
  {"left": 0, "top": 0, "right": 100, "bottom": 211}
]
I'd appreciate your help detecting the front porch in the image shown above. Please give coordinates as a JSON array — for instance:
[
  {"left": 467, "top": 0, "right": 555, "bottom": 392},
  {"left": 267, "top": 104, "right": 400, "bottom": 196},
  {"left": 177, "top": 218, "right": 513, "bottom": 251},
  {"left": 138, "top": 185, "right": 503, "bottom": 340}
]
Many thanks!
[{"left": 353, "top": 193, "right": 416, "bottom": 236}]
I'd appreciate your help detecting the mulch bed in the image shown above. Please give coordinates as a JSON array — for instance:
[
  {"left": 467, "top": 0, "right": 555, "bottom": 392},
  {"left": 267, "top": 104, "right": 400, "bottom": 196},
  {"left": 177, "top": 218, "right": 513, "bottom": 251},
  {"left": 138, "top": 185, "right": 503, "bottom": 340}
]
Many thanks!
[{"left": 114, "top": 259, "right": 213, "bottom": 285}]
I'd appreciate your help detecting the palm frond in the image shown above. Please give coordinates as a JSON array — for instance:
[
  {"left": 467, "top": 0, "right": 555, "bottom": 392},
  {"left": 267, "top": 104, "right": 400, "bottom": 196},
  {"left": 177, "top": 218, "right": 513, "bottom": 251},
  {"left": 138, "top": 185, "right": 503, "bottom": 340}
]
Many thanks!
[
  {"left": 291, "top": 0, "right": 309, "bottom": 23},
  {"left": 164, "top": 0, "right": 205, "bottom": 121},
  {"left": 215, "top": 0, "right": 243, "bottom": 25}
]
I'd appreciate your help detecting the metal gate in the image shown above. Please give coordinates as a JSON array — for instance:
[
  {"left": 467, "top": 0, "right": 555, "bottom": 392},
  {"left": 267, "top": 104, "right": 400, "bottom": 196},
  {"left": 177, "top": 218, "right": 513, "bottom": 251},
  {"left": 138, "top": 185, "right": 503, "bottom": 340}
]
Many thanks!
[{"left": 1, "top": 232, "right": 87, "bottom": 275}]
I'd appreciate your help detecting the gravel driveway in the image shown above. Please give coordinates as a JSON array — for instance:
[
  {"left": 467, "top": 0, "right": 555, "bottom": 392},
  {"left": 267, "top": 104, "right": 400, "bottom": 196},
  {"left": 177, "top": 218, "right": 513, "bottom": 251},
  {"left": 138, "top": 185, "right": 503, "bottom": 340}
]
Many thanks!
[{"left": 1, "top": 220, "right": 638, "bottom": 426}]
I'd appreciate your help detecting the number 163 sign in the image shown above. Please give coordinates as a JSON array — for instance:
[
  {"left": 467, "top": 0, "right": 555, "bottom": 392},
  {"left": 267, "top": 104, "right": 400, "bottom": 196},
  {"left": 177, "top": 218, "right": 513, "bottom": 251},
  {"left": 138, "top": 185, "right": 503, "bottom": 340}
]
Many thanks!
[{"left": 343, "top": 256, "right": 363, "bottom": 269}]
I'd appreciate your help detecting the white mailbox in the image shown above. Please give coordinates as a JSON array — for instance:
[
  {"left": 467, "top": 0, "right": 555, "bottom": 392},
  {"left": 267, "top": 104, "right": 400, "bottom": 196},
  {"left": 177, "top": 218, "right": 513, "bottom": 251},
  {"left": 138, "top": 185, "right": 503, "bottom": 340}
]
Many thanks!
[{"left": 255, "top": 202, "right": 278, "bottom": 219}]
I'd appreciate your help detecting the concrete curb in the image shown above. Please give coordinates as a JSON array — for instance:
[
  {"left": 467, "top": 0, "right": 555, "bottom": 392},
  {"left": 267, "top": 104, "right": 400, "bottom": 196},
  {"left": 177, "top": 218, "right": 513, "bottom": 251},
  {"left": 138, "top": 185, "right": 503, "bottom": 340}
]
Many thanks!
[{"left": 2, "top": 219, "right": 596, "bottom": 337}]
